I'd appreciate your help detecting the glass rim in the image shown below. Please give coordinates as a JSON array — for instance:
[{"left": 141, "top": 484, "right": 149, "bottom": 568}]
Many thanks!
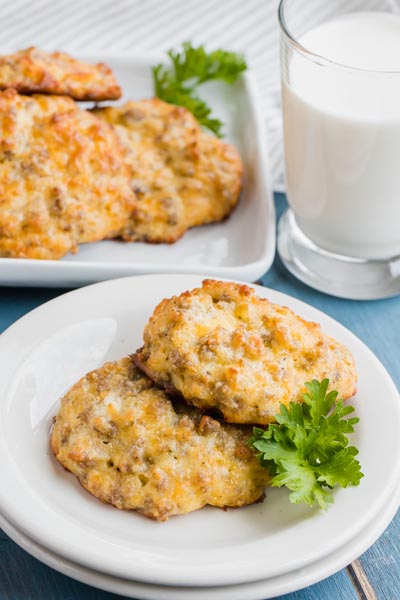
[{"left": 278, "top": 0, "right": 400, "bottom": 75}]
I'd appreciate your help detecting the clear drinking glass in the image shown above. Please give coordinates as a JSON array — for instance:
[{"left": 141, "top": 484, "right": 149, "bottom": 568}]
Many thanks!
[{"left": 278, "top": 0, "right": 400, "bottom": 299}]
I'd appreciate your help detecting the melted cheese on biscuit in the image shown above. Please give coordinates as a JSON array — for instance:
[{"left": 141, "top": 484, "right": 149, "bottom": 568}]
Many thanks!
[
  {"left": 51, "top": 357, "right": 269, "bottom": 521},
  {"left": 135, "top": 280, "right": 357, "bottom": 424}
]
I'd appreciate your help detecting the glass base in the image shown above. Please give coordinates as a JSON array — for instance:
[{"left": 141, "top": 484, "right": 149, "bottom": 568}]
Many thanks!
[{"left": 277, "top": 209, "right": 400, "bottom": 300}]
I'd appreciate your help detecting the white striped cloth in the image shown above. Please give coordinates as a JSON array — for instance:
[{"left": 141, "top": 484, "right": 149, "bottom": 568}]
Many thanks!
[{"left": 0, "top": 0, "right": 396, "bottom": 191}]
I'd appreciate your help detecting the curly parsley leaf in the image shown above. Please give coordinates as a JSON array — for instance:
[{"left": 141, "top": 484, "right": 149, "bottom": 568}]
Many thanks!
[
  {"left": 249, "top": 379, "right": 363, "bottom": 510},
  {"left": 152, "top": 42, "right": 247, "bottom": 136}
]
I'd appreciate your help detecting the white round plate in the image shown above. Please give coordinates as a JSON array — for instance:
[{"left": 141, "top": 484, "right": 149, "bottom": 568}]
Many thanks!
[
  {"left": 0, "top": 275, "right": 399, "bottom": 588},
  {"left": 1, "top": 483, "right": 400, "bottom": 600}
]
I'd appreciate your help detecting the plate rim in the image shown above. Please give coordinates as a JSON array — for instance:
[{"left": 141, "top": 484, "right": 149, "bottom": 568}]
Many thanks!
[{"left": 1, "top": 482, "right": 399, "bottom": 600}]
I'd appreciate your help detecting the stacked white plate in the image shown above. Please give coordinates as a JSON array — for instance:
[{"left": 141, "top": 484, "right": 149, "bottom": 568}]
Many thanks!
[{"left": 0, "top": 274, "right": 399, "bottom": 599}]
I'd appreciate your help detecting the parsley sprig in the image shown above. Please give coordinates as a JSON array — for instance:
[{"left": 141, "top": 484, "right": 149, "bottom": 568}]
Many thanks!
[
  {"left": 249, "top": 379, "right": 363, "bottom": 510},
  {"left": 153, "top": 42, "right": 247, "bottom": 137}
]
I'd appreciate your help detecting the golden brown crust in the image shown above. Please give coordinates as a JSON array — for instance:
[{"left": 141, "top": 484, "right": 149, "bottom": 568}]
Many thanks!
[
  {"left": 51, "top": 357, "right": 269, "bottom": 521},
  {"left": 94, "top": 98, "right": 242, "bottom": 243},
  {"left": 134, "top": 279, "right": 358, "bottom": 425},
  {"left": 0, "top": 90, "right": 136, "bottom": 259},
  {"left": 0, "top": 47, "right": 121, "bottom": 100}
]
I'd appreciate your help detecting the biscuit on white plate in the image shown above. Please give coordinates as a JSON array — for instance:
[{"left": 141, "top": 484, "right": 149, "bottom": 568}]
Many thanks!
[
  {"left": 0, "top": 47, "right": 121, "bottom": 100},
  {"left": 51, "top": 357, "right": 269, "bottom": 521},
  {"left": 95, "top": 98, "right": 242, "bottom": 243},
  {"left": 134, "top": 279, "right": 357, "bottom": 425},
  {"left": 0, "top": 90, "right": 135, "bottom": 259}
]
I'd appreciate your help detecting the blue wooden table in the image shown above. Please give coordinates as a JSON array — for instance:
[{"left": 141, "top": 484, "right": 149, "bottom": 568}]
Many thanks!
[{"left": 0, "top": 193, "right": 399, "bottom": 600}]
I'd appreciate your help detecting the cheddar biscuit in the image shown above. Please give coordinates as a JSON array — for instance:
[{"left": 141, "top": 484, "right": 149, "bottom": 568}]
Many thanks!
[
  {"left": 51, "top": 357, "right": 269, "bottom": 521},
  {"left": 0, "top": 47, "right": 121, "bottom": 100},
  {"left": 95, "top": 98, "right": 242, "bottom": 243},
  {"left": 0, "top": 90, "right": 135, "bottom": 259},
  {"left": 134, "top": 279, "right": 357, "bottom": 425}
]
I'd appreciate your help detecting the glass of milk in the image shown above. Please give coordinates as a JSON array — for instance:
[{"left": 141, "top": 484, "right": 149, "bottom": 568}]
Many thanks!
[{"left": 278, "top": 0, "right": 400, "bottom": 299}]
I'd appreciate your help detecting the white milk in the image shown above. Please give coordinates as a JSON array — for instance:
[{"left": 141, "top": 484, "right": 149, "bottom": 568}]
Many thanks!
[{"left": 283, "top": 12, "right": 400, "bottom": 259}]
